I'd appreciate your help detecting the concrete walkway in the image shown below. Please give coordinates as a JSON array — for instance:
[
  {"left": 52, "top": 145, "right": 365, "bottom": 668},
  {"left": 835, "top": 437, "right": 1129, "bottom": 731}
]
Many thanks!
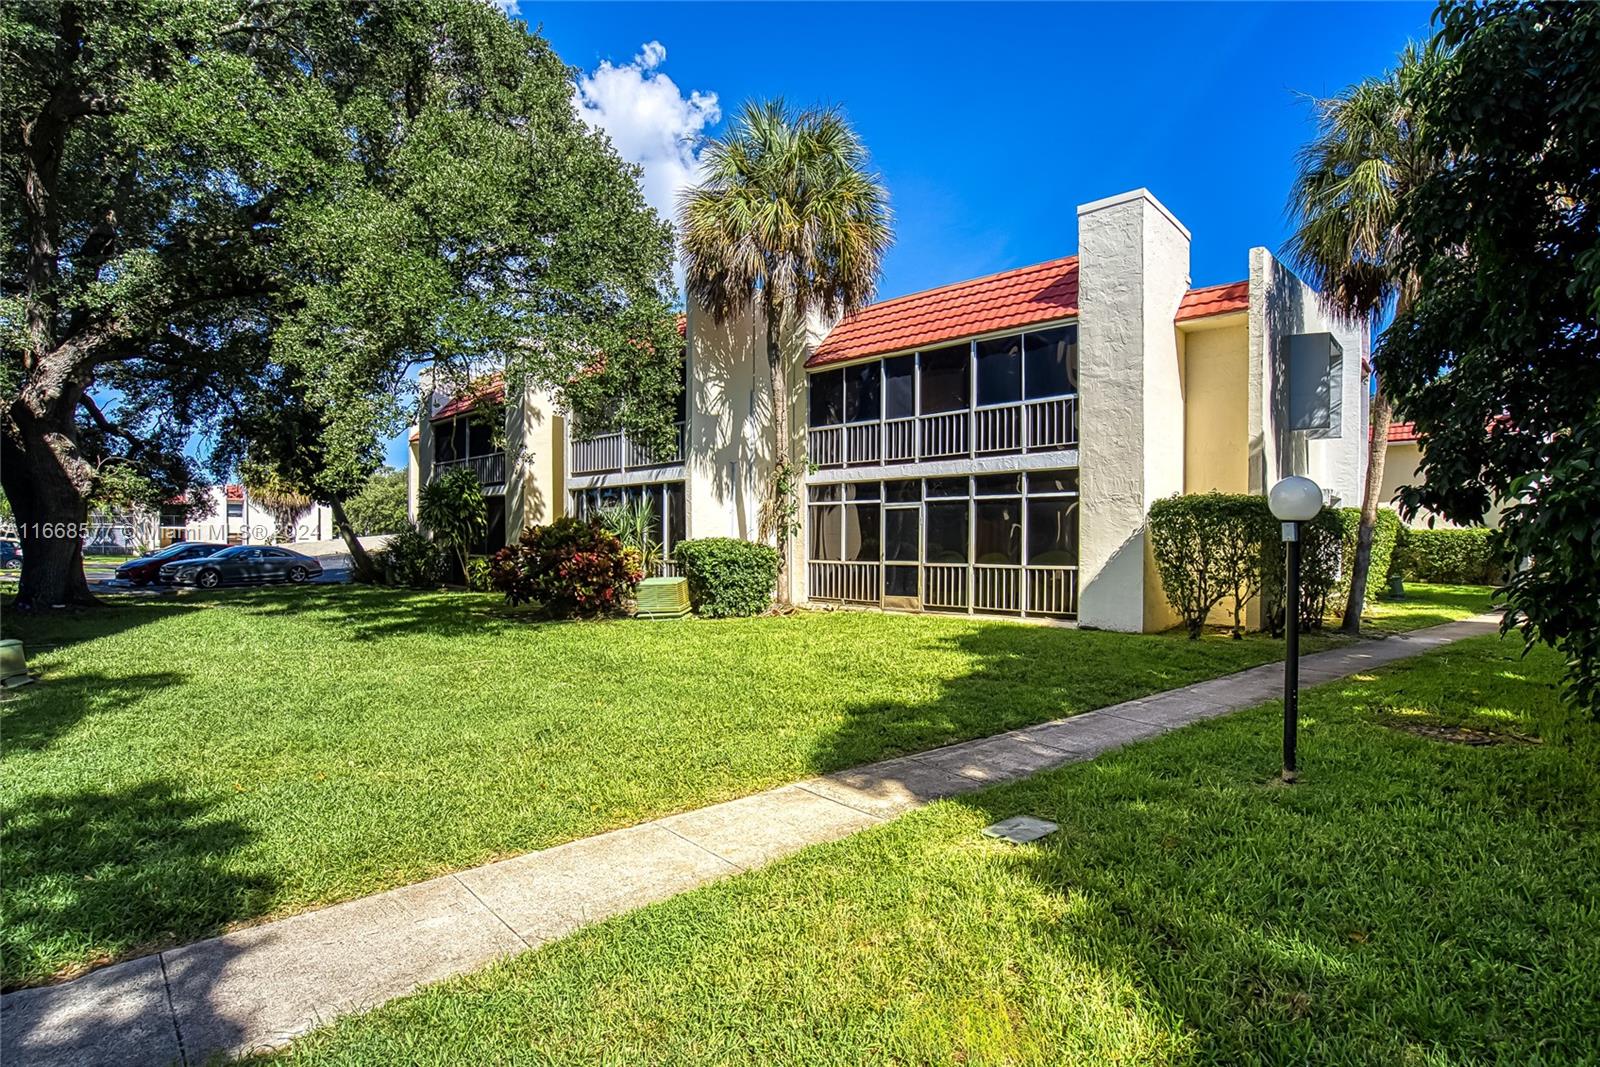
[{"left": 0, "top": 615, "right": 1501, "bottom": 1066}]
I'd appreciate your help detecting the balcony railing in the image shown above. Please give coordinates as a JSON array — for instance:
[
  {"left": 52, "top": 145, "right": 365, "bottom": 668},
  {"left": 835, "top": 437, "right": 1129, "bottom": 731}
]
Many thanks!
[
  {"left": 808, "top": 561, "right": 1078, "bottom": 618},
  {"left": 807, "top": 395, "right": 1077, "bottom": 469},
  {"left": 571, "top": 422, "right": 685, "bottom": 476},
  {"left": 432, "top": 452, "right": 506, "bottom": 485}
]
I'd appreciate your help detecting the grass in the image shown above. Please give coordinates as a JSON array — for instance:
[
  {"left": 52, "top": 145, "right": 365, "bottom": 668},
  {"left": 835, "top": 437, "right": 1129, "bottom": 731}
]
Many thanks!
[
  {"left": 0, "top": 583, "right": 1490, "bottom": 989},
  {"left": 275, "top": 635, "right": 1599, "bottom": 1066}
]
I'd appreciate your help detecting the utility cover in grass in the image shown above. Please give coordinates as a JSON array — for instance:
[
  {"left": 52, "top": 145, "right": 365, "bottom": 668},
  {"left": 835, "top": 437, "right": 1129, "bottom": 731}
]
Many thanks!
[{"left": 981, "top": 816, "right": 1059, "bottom": 844}]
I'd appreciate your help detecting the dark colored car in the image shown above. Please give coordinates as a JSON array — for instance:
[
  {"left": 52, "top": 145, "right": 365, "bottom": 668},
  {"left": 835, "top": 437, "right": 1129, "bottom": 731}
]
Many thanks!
[
  {"left": 0, "top": 539, "right": 21, "bottom": 569},
  {"left": 160, "top": 545, "right": 324, "bottom": 589},
  {"left": 115, "top": 542, "right": 229, "bottom": 586}
]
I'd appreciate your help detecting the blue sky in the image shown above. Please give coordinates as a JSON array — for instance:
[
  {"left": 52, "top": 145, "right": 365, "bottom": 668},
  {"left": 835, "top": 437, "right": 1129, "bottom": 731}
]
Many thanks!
[{"left": 383, "top": 0, "right": 1433, "bottom": 468}]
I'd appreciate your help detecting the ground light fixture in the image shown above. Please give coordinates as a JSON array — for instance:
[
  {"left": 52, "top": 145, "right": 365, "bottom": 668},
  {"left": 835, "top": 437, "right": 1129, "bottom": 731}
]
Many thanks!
[{"left": 1268, "top": 475, "right": 1324, "bottom": 783}]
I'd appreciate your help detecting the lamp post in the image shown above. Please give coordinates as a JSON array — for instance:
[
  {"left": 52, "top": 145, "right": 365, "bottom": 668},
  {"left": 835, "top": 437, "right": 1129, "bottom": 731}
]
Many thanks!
[{"left": 1268, "top": 475, "right": 1323, "bottom": 783}]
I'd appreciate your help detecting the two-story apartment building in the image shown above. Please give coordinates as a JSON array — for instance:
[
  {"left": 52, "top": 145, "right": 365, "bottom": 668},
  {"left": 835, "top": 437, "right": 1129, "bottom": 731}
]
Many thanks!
[{"left": 409, "top": 189, "right": 1370, "bottom": 631}]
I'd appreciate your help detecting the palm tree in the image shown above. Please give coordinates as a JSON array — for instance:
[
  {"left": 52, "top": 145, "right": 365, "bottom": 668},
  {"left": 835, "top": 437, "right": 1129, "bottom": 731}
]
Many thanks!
[
  {"left": 1285, "top": 42, "right": 1446, "bottom": 634},
  {"left": 679, "top": 99, "right": 891, "bottom": 607}
]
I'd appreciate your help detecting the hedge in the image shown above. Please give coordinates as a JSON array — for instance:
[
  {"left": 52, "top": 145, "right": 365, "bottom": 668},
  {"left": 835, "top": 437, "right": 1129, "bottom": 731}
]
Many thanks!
[
  {"left": 1149, "top": 493, "right": 1342, "bottom": 639},
  {"left": 1390, "top": 526, "right": 1502, "bottom": 584},
  {"left": 673, "top": 538, "right": 779, "bottom": 618},
  {"left": 1331, "top": 506, "right": 1402, "bottom": 613}
]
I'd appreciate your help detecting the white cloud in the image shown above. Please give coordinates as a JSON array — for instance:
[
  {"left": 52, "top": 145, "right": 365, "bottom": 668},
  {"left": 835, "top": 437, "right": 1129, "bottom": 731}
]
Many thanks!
[
  {"left": 572, "top": 41, "right": 720, "bottom": 230},
  {"left": 482, "top": 0, "right": 519, "bottom": 16}
]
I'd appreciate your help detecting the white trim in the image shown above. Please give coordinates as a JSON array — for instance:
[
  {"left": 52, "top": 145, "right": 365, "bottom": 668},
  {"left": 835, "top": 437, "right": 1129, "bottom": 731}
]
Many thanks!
[
  {"left": 565, "top": 465, "right": 686, "bottom": 492},
  {"left": 807, "top": 449, "right": 1079, "bottom": 484}
]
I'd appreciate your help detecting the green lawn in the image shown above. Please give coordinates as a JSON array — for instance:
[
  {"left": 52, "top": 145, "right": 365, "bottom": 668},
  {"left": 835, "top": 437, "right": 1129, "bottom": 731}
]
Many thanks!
[
  {"left": 276, "top": 635, "right": 1599, "bottom": 1066},
  {"left": 0, "top": 584, "right": 1490, "bottom": 989}
]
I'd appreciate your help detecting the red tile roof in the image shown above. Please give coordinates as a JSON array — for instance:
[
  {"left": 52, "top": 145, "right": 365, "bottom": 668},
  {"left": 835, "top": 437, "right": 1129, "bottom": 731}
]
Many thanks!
[
  {"left": 1387, "top": 421, "right": 1419, "bottom": 443},
  {"left": 1175, "top": 280, "right": 1249, "bottom": 322},
  {"left": 225, "top": 484, "right": 244, "bottom": 502},
  {"left": 808, "top": 256, "right": 1080, "bottom": 368},
  {"left": 431, "top": 375, "right": 505, "bottom": 422}
]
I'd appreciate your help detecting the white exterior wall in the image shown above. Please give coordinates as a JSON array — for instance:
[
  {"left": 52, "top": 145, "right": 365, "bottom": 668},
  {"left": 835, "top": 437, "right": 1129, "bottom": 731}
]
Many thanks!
[
  {"left": 1075, "top": 189, "right": 1192, "bottom": 632},
  {"left": 1246, "top": 248, "right": 1370, "bottom": 505},
  {"left": 684, "top": 300, "right": 824, "bottom": 604},
  {"left": 178, "top": 485, "right": 336, "bottom": 545}
]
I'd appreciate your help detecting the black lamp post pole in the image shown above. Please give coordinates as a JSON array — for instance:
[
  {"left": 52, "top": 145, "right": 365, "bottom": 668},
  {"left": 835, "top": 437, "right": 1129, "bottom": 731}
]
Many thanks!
[{"left": 1283, "top": 521, "right": 1301, "bottom": 783}]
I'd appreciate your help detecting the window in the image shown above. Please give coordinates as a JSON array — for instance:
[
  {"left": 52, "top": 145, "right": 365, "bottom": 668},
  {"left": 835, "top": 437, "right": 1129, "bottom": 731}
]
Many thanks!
[
  {"left": 973, "top": 500, "right": 1021, "bottom": 565},
  {"left": 227, "top": 501, "right": 244, "bottom": 518},
  {"left": 884, "top": 356, "right": 915, "bottom": 419},
  {"left": 844, "top": 502, "right": 879, "bottom": 561},
  {"left": 665, "top": 482, "right": 686, "bottom": 552},
  {"left": 974, "top": 473, "right": 1021, "bottom": 496},
  {"left": 925, "top": 501, "right": 968, "bottom": 563},
  {"left": 885, "top": 479, "right": 921, "bottom": 504},
  {"left": 925, "top": 477, "right": 967, "bottom": 498},
  {"left": 1027, "top": 498, "right": 1079, "bottom": 566},
  {"left": 809, "top": 369, "right": 844, "bottom": 427},
  {"left": 918, "top": 344, "right": 969, "bottom": 413},
  {"left": 1024, "top": 325, "right": 1078, "bottom": 399},
  {"left": 468, "top": 415, "right": 495, "bottom": 458},
  {"left": 975, "top": 335, "right": 1022, "bottom": 406},
  {"left": 809, "top": 503, "right": 843, "bottom": 560},
  {"left": 1027, "top": 469, "right": 1079, "bottom": 495},
  {"left": 844, "top": 362, "right": 880, "bottom": 423},
  {"left": 884, "top": 508, "right": 919, "bottom": 562}
]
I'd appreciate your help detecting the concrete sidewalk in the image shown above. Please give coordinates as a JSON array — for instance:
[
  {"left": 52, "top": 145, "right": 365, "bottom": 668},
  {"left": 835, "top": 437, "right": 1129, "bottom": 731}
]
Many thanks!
[{"left": 0, "top": 615, "right": 1501, "bottom": 1066}]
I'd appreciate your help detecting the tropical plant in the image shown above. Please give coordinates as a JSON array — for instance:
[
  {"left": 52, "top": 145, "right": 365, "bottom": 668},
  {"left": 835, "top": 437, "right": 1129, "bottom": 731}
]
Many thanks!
[
  {"left": 1, "top": 0, "right": 680, "bottom": 610},
  {"left": 679, "top": 99, "right": 892, "bottom": 608},
  {"left": 373, "top": 527, "right": 444, "bottom": 589},
  {"left": 241, "top": 466, "right": 315, "bottom": 544},
  {"left": 595, "top": 496, "right": 661, "bottom": 575},
  {"left": 417, "top": 468, "right": 486, "bottom": 581},
  {"left": 488, "top": 518, "right": 641, "bottom": 616},
  {"left": 1285, "top": 41, "right": 1448, "bottom": 634}
]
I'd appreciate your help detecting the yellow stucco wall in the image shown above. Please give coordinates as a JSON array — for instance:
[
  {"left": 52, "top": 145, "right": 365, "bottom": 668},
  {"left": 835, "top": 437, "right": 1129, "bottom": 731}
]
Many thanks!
[{"left": 1182, "top": 321, "right": 1250, "bottom": 494}]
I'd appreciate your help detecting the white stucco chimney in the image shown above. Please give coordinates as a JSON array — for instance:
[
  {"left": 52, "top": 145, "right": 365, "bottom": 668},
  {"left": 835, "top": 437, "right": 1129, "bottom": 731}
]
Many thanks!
[{"left": 1074, "top": 189, "right": 1192, "bottom": 632}]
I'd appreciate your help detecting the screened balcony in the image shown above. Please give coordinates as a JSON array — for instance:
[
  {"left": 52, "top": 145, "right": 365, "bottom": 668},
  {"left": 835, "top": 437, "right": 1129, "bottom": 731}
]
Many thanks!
[
  {"left": 806, "top": 469, "right": 1079, "bottom": 619},
  {"left": 569, "top": 422, "right": 686, "bottom": 476},
  {"left": 430, "top": 408, "right": 507, "bottom": 487},
  {"left": 806, "top": 324, "right": 1078, "bottom": 468}
]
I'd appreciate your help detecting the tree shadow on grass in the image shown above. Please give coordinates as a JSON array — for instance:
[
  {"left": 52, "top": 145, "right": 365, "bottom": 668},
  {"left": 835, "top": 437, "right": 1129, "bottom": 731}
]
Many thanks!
[
  {"left": 924, "top": 643, "right": 1599, "bottom": 1063},
  {"left": 1, "top": 670, "right": 189, "bottom": 754},
  {"left": 0, "top": 778, "right": 272, "bottom": 993},
  {"left": 805, "top": 619, "right": 1299, "bottom": 773},
  {"left": 213, "top": 584, "right": 545, "bottom": 643},
  {"left": 1, "top": 594, "right": 209, "bottom": 654}
]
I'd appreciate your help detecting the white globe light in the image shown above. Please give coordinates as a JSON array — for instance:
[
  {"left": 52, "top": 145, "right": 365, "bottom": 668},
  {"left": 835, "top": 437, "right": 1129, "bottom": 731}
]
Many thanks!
[{"left": 1269, "top": 476, "right": 1324, "bottom": 521}]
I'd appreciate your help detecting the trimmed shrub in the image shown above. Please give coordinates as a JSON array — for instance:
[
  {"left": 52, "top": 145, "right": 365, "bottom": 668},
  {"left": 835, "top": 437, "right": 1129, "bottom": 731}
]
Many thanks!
[
  {"left": 465, "top": 556, "right": 494, "bottom": 593},
  {"left": 1391, "top": 526, "right": 1502, "bottom": 584},
  {"left": 374, "top": 526, "right": 444, "bottom": 588},
  {"left": 1331, "top": 507, "right": 1403, "bottom": 612},
  {"left": 489, "top": 517, "right": 642, "bottom": 616},
  {"left": 674, "top": 538, "right": 779, "bottom": 618},
  {"left": 1150, "top": 492, "right": 1344, "bottom": 638}
]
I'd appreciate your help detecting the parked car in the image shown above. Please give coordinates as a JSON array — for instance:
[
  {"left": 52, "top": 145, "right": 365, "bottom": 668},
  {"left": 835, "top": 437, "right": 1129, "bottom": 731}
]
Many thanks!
[
  {"left": 0, "top": 539, "right": 21, "bottom": 569},
  {"left": 115, "top": 542, "right": 229, "bottom": 586},
  {"left": 160, "top": 545, "right": 324, "bottom": 589}
]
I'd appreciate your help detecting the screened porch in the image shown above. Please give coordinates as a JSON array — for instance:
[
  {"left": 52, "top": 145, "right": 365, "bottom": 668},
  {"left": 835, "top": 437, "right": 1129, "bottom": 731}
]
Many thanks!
[{"left": 806, "top": 469, "right": 1079, "bottom": 618}]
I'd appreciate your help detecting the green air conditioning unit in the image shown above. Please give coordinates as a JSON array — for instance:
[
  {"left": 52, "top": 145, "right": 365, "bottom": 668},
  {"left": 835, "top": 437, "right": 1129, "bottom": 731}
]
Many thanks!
[
  {"left": 634, "top": 576, "right": 691, "bottom": 619},
  {"left": 0, "top": 639, "right": 34, "bottom": 688}
]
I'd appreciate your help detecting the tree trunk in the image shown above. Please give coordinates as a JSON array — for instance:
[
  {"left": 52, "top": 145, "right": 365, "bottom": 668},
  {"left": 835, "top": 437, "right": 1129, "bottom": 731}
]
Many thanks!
[
  {"left": 2, "top": 401, "right": 98, "bottom": 610},
  {"left": 764, "top": 301, "right": 793, "bottom": 609},
  {"left": 328, "top": 497, "right": 380, "bottom": 583},
  {"left": 1340, "top": 382, "right": 1394, "bottom": 633}
]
